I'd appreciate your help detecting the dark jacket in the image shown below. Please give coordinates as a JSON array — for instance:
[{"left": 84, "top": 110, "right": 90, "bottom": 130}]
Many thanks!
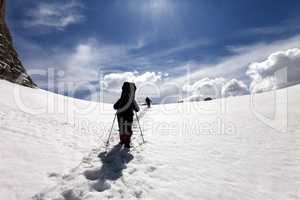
[
  {"left": 113, "top": 82, "right": 140, "bottom": 122},
  {"left": 114, "top": 98, "right": 139, "bottom": 118},
  {"left": 145, "top": 97, "right": 152, "bottom": 104}
]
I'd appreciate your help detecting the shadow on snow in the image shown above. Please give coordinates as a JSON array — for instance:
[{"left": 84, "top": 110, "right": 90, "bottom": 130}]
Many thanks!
[{"left": 83, "top": 144, "right": 134, "bottom": 192}]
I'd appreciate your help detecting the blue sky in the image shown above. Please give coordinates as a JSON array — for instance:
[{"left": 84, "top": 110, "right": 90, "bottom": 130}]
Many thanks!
[{"left": 6, "top": 0, "right": 300, "bottom": 102}]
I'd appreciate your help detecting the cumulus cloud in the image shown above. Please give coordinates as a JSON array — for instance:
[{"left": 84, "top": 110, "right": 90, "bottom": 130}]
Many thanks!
[
  {"left": 182, "top": 77, "right": 248, "bottom": 102},
  {"left": 98, "top": 71, "right": 168, "bottom": 102},
  {"left": 19, "top": 36, "right": 171, "bottom": 102},
  {"left": 247, "top": 48, "right": 300, "bottom": 93},
  {"left": 222, "top": 79, "right": 249, "bottom": 97},
  {"left": 174, "top": 34, "right": 300, "bottom": 85},
  {"left": 25, "top": 0, "right": 84, "bottom": 29},
  {"left": 183, "top": 77, "right": 226, "bottom": 100},
  {"left": 102, "top": 71, "right": 166, "bottom": 92}
]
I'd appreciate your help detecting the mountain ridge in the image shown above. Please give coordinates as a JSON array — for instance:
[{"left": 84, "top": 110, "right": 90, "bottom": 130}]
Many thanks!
[{"left": 0, "top": 0, "right": 36, "bottom": 88}]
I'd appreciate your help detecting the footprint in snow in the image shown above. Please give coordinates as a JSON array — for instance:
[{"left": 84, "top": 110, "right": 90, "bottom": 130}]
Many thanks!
[
  {"left": 128, "top": 168, "right": 138, "bottom": 175},
  {"left": 48, "top": 172, "right": 61, "bottom": 178},
  {"left": 84, "top": 168, "right": 100, "bottom": 181},
  {"left": 92, "top": 180, "right": 111, "bottom": 192},
  {"left": 62, "top": 174, "right": 74, "bottom": 181},
  {"left": 133, "top": 190, "right": 143, "bottom": 199},
  {"left": 61, "top": 189, "right": 84, "bottom": 200},
  {"left": 146, "top": 166, "right": 157, "bottom": 173}
]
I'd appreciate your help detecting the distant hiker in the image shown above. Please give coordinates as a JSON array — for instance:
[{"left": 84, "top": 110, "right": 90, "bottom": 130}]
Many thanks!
[
  {"left": 204, "top": 97, "right": 213, "bottom": 101},
  {"left": 113, "top": 82, "right": 140, "bottom": 149},
  {"left": 145, "top": 97, "right": 152, "bottom": 108}
]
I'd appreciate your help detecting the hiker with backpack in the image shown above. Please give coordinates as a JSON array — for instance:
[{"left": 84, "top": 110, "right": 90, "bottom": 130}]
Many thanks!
[
  {"left": 113, "top": 82, "right": 140, "bottom": 149},
  {"left": 145, "top": 97, "right": 152, "bottom": 108}
]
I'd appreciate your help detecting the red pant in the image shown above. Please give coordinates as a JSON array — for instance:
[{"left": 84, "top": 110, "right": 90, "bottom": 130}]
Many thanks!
[
  {"left": 119, "top": 133, "right": 132, "bottom": 147},
  {"left": 118, "top": 116, "right": 133, "bottom": 147}
]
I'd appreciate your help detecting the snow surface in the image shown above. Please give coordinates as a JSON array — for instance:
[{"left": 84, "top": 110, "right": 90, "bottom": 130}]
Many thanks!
[{"left": 0, "top": 79, "right": 299, "bottom": 200}]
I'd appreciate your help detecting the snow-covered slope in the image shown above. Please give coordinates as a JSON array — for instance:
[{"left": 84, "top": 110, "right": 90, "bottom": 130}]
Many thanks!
[
  {"left": 0, "top": 80, "right": 299, "bottom": 200},
  {"left": 0, "top": 80, "right": 115, "bottom": 200}
]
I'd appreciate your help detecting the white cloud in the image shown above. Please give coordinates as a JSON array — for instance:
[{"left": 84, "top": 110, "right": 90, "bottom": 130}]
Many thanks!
[
  {"left": 17, "top": 27, "right": 300, "bottom": 102},
  {"left": 174, "top": 34, "right": 300, "bottom": 85},
  {"left": 52, "top": 40, "right": 130, "bottom": 83},
  {"left": 20, "top": 36, "right": 168, "bottom": 101},
  {"left": 99, "top": 71, "right": 168, "bottom": 103},
  {"left": 222, "top": 79, "right": 249, "bottom": 97},
  {"left": 182, "top": 77, "right": 248, "bottom": 101},
  {"left": 19, "top": 38, "right": 131, "bottom": 94},
  {"left": 62, "top": 42, "right": 101, "bottom": 83},
  {"left": 102, "top": 71, "right": 165, "bottom": 92},
  {"left": 247, "top": 48, "right": 300, "bottom": 92},
  {"left": 182, "top": 77, "right": 226, "bottom": 101},
  {"left": 240, "top": 17, "right": 300, "bottom": 37},
  {"left": 25, "top": 1, "right": 84, "bottom": 29}
]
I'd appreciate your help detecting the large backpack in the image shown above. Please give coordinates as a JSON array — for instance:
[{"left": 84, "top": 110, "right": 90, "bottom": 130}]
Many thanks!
[{"left": 114, "top": 82, "right": 137, "bottom": 116}]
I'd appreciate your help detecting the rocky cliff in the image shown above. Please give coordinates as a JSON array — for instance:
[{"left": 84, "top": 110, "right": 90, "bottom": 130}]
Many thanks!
[{"left": 0, "top": 0, "right": 36, "bottom": 88}]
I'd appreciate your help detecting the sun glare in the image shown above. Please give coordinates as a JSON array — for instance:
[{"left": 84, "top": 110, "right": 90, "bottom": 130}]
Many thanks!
[
  {"left": 147, "top": 0, "right": 172, "bottom": 17},
  {"left": 150, "top": 0, "right": 166, "bottom": 9}
]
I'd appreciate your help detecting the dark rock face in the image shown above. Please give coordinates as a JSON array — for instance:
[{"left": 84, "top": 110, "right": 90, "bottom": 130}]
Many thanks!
[{"left": 0, "top": 0, "right": 36, "bottom": 87}]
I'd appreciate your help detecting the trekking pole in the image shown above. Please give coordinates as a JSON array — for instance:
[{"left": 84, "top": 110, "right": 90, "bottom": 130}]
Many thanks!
[
  {"left": 135, "top": 111, "right": 145, "bottom": 143},
  {"left": 105, "top": 113, "right": 117, "bottom": 152}
]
